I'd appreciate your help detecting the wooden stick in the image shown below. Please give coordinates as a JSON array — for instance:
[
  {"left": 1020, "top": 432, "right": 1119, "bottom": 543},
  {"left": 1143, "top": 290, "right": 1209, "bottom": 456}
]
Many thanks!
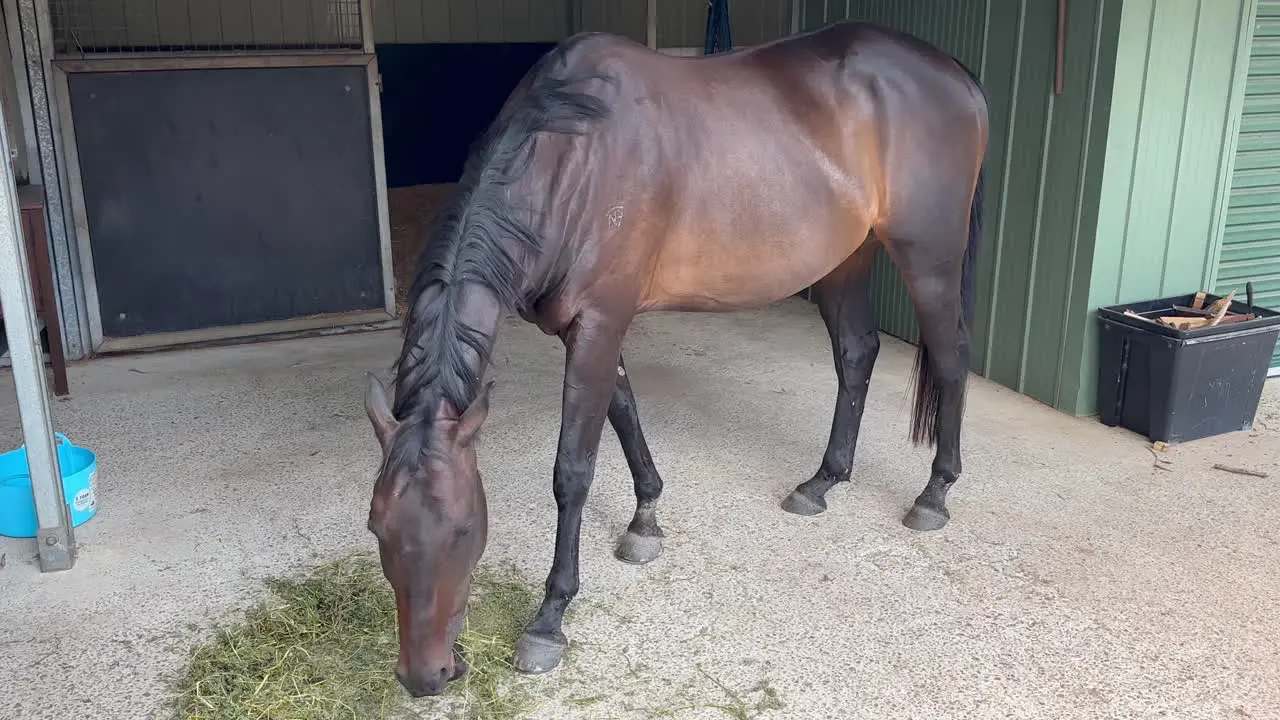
[
  {"left": 1213, "top": 463, "right": 1270, "bottom": 479},
  {"left": 1208, "top": 289, "right": 1236, "bottom": 327},
  {"left": 1157, "top": 316, "right": 1210, "bottom": 330},
  {"left": 1192, "top": 291, "right": 1207, "bottom": 310},
  {"left": 1214, "top": 313, "right": 1257, "bottom": 326}
]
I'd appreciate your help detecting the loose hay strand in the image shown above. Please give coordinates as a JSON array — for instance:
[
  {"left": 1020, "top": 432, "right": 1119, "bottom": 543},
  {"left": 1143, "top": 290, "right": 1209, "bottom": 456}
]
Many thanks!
[{"left": 175, "top": 553, "right": 538, "bottom": 720}]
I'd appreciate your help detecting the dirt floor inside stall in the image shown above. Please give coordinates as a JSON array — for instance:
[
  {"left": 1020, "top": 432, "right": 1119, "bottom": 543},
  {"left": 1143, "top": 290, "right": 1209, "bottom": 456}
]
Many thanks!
[
  {"left": 2, "top": 299, "right": 1279, "bottom": 719},
  {"left": 389, "top": 183, "right": 457, "bottom": 317}
]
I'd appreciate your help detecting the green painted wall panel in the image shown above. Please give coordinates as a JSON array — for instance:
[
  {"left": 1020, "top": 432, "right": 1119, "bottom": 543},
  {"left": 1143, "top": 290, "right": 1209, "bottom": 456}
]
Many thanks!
[
  {"left": 981, "top": 0, "right": 1121, "bottom": 410},
  {"left": 1077, "top": 0, "right": 1258, "bottom": 412},
  {"left": 1218, "top": 0, "right": 1280, "bottom": 369},
  {"left": 1008, "top": 0, "right": 1107, "bottom": 404},
  {"left": 984, "top": 0, "right": 1061, "bottom": 395}
]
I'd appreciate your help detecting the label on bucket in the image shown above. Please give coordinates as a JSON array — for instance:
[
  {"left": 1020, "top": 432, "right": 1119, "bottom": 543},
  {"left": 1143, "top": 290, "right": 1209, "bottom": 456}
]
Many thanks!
[
  {"left": 73, "top": 470, "right": 98, "bottom": 513},
  {"left": 73, "top": 488, "right": 94, "bottom": 513}
]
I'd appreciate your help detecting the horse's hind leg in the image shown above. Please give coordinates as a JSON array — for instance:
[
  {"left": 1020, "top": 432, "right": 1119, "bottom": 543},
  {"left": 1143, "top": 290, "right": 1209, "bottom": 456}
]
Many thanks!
[
  {"left": 882, "top": 206, "right": 976, "bottom": 532},
  {"left": 782, "top": 239, "right": 880, "bottom": 516},
  {"left": 898, "top": 273, "right": 970, "bottom": 531},
  {"left": 609, "top": 354, "right": 666, "bottom": 564}
]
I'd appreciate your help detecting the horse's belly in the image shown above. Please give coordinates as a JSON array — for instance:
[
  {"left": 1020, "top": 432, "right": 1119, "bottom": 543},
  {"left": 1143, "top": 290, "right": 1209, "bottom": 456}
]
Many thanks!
[
  {"left": 643, "top": 225, "right": 864, "bottom": 312},
  {"left": 639, "top": 130, "right": 876, "bottom": 312}
]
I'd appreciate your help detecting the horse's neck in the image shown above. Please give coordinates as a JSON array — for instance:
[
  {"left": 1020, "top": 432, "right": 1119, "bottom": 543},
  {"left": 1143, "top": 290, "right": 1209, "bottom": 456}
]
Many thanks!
[
  {"left": 395, "top": 281, "right": 504, "bottom": 419},
  {"left": 454, "top": 282, "right": 503, "bottom": 369}
]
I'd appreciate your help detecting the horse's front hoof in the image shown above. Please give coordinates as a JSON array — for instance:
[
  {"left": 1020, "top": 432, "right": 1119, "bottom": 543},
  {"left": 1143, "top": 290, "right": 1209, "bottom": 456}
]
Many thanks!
[
  {"left": 781, "top": 489, "right": 827, "bottom": 516},
  {"left": 902, "top": 502, "right": 949, "bottom": 531},
  {"left": 513, "top": 632, "right": 568, "bottom": 675},
  {"left": 615, "top": 531, "right": 663, "bottom": 565}
]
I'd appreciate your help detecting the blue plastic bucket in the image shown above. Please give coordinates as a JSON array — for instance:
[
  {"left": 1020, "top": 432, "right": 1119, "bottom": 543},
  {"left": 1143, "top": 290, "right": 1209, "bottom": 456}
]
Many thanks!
[{"left": 0, "top": 433, "right": 98, "bottom": 539}]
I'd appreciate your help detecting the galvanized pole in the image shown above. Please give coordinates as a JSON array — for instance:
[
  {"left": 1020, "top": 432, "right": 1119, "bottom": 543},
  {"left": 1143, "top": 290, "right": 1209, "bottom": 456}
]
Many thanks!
[
  {"left": 16, "top": 0, "right": 87, "bottom": 360},
  {"left": 647, "top": 0, "right": 658, "bottom": 49},
  {"left": 0, "top": 76, "right": 73, "bottom": 572}
]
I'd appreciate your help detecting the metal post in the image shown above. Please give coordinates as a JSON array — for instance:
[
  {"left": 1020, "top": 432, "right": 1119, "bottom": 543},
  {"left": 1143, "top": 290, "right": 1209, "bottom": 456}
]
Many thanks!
[
  {"left": 791, "top": 0, "right": 803, "bottom": 35},
  {"left": 17, "top": 0, "right": 88, "bottom": 361},
  {"left": 0, "top": 81, "right": 72, "bottom": 572},
  {"left": 358, "top": 0, "right": 375, "bottom": 55},
  {"left": 647, "top": 0, "right": 658, "bottom": 49}
]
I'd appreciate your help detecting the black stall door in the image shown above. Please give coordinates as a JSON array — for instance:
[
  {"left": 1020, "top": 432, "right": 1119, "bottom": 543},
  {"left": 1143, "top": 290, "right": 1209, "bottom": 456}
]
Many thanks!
[{"left": 69, "top": 64, "right": 385, "bottom": 338}]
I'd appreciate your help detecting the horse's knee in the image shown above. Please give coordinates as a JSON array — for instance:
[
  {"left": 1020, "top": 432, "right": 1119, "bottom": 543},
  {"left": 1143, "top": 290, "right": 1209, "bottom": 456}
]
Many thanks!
[
  {"left": 552, "top": 455, "right": 594, "bottom": 505},
  {"left": 839, "top": 327, "right": 880, "bottom": 364}
]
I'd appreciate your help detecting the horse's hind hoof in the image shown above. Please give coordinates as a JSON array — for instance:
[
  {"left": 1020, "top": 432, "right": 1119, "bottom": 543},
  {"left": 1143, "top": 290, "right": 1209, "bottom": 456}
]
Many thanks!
[
  {"left": 902, "top": 502, "right": 949, "bottom": 531},
  {"left": 615, "top": 531, "right": 663, "bottom": 565},
  {"left": 513, "top": 632, "right": 568, "bottom": 675},
  {"left": 781, "top": 490, "right": 827, "bottom": 516}
]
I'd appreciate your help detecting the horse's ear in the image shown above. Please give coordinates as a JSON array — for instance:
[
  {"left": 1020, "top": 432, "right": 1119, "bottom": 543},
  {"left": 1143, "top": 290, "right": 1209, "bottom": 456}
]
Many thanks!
[
  {"left": 457, "top": 381, "right": 494, "bottom": 447},
  {"left": 364, "top": 372, "right": 396, "bottom": 448}
]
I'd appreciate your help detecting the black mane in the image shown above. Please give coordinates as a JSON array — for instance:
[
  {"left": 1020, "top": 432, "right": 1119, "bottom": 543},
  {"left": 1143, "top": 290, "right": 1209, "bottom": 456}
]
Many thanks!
[{"left": 390, "top": 42, "right": 612, "bottom": 440}]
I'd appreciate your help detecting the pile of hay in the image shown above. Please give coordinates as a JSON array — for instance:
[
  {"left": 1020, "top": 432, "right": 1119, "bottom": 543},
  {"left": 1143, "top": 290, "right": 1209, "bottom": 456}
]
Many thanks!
[{"left": 175, "top": 553, "right": 537, "bottom": 720}]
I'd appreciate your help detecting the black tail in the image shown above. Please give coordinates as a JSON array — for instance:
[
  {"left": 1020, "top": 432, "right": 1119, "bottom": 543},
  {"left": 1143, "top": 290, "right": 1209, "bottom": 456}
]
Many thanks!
[
  {"left": 961, "top": 163, "right": 986, "bottom": 331},
  {"left": 908, "top": 56, "right": 986, "bottom": 448}
]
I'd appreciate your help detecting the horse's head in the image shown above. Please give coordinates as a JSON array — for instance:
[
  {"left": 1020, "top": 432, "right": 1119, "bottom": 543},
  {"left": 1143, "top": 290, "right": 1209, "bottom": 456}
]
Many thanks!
[{"left": 363, "top": 373, "right": 491, "bottom": 697}]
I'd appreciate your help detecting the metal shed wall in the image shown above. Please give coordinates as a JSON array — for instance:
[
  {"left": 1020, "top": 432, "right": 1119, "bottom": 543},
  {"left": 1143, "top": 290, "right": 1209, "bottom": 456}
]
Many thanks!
[
  {"left": 44, "top": 1, "right": 573, "bottom": 48},
  {"left": 372, "top": 1, "right": 796, "bottom": 47},
  {"left": 1079, "top": 0, "right": 1260, "bottom": 412},
  {"left": 804, "top": 0, "right": 1125, "bottom": 415},
  {"left": 373, "top": 0, "right": 571, "bottom": 44},
  {"left": 47, "top": 0, "right": 362, "bottom": 50},
  {"left": 1216, "top": 0, "right": 1280, "bottom": 372},
  {"left": 579, "top": 0, "right": 794, "bottom": 47}
]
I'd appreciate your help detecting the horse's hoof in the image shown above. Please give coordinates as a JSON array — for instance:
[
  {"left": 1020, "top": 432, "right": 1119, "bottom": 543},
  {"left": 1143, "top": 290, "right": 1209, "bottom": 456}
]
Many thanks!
[
  {"left": 513, "top": 632, "right": 568, "bottom": 675},
  {"left": 902, "top": 502, "right": 949, "bottom": 531},
  {"left": 781, "top": 490, "right": 827, "bottom": 516},
  {"left": 615, "top": 531, "right": 663, "bottom": 565}
]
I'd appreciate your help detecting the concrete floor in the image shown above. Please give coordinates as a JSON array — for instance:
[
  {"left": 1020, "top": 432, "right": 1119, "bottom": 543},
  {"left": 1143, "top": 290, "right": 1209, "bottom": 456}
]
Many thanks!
[{"left": 1, "top": 300, "right": 1278, "bottom": 720}]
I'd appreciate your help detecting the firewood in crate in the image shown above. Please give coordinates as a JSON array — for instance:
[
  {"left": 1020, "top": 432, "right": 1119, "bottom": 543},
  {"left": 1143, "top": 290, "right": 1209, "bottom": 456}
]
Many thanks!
[{"left": 1207, "top": 289, "right": 1237, "bottom": 327}]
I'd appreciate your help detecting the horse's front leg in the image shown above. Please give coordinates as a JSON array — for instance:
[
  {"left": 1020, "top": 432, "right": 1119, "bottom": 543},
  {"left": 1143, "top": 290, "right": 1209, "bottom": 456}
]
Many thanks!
[
  {"left": 514, "top": 314, "right": 626, "bottom": 674},
  {"left": 609, "top": 353, "right": 666, "bottom": 565}
]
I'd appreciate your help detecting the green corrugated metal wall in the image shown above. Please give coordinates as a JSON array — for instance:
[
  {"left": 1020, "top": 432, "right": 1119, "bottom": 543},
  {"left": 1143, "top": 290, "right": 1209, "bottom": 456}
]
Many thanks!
[
  {"left": 802, "top": 0, "right": 1123, "bottom": 413},
  {"left": 1080, "top": 0, "right": 1260, "bottom": 412},
  {"left": 1218, "top": 0, "right": 1280, "bottom": 371}
]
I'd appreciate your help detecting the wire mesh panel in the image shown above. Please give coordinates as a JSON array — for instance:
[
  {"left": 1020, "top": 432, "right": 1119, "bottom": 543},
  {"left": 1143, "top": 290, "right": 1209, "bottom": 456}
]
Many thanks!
[
  {"left": 49, "top": 0, "right": 365, "bottom": 55},
  {"left": 372, "top": 0, "right": 571, "bottom": 44}
]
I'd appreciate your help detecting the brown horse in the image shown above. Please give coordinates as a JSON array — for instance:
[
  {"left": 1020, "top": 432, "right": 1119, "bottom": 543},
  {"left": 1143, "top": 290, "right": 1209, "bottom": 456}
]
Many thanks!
[{"left": 363, "top": 19, "right": 987, "bottom": 697}]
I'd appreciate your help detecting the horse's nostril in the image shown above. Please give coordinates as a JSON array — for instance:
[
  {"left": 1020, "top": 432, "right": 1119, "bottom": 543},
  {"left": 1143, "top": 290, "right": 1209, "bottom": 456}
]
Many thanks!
[{"left": 396, "top": 668, "right": 448, "bottom": 697}]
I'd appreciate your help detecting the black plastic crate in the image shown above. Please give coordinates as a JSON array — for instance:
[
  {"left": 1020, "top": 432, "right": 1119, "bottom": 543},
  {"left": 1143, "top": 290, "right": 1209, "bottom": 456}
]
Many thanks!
[{"left": 1096, "top": 292, "right": 1280, "bottom": 444}]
